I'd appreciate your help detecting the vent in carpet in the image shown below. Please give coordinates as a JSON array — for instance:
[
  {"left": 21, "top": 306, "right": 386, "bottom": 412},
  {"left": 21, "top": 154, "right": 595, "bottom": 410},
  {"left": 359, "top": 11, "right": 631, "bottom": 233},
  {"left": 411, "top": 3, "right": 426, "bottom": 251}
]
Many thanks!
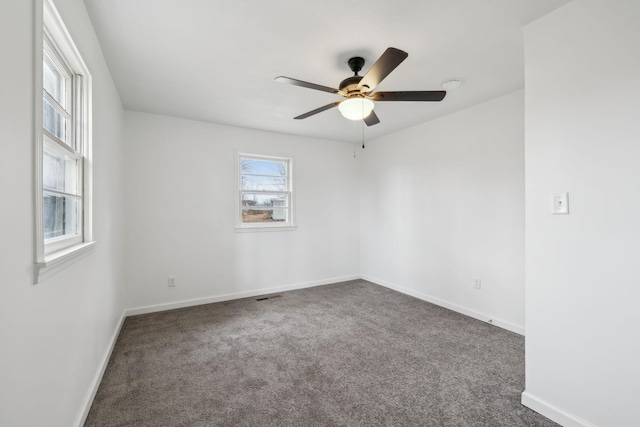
[{"left": 256, "top": 294, "right": 282, "bottom": 301}]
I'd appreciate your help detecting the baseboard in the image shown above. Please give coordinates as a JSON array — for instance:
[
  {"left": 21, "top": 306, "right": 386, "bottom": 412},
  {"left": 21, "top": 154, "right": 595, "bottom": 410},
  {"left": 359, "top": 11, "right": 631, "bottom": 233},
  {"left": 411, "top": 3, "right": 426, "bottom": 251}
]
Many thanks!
[
  {"left": 521, "top": 391, "right": 596, "bottom": 427},
  {"left": 361, "top": 274, "right": 525, "bottom": 336},
  {"left": 125, "top": 274, "right": 361, "bottom": 316},
  {"left": 74, "top": 311, "right": 126, "bottom": 427}
]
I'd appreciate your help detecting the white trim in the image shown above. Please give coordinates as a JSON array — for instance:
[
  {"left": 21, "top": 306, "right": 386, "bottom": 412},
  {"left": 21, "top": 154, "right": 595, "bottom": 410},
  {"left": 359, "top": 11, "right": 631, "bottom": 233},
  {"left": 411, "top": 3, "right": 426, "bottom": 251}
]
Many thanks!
[
  {"left": 361, "top": 274, "right": 525, "bottom": 335},
  {"left": 74, "top": 312, "right": 126, "bottom": 427},
  {"left": 35, "top": 241, "right": 95, "bottom": 283},
  {"left": 125, "top": 275, "right": 360, "bottom": 316},
  {"left": 36, "top": 0, "right": 93, "bottom": 282},
  {"left": 521, "top": 391, "right": 597, "bottom": 427},
  {"left": 35, "top": 0, "right": 45, "bottom": 264},
  {"left": 124, "top": 274, "right": 524, "bottom": 334},
  {"left": 235, "top": 225, "right": 298, "bottom": 233},
  {"left": 43, "top": 0, "right": 87, "bottom": 71}
]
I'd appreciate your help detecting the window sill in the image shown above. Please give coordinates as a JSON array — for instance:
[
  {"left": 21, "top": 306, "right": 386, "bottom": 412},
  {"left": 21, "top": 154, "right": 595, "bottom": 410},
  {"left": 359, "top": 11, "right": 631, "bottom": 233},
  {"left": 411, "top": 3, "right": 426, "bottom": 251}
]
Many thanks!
[
  {"left": 235, "top": 225, "right": 297, "bottom": 233},
  {"left": 35, "top": 241, "right": 96, "bottom": 283}
]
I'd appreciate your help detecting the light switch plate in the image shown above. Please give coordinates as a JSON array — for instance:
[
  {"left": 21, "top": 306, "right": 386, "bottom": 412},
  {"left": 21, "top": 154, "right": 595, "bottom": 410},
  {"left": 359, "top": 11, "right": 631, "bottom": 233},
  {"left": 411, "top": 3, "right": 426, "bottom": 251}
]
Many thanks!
[{"left": 551, "top": 193, "right": 569, "bottom": 214}]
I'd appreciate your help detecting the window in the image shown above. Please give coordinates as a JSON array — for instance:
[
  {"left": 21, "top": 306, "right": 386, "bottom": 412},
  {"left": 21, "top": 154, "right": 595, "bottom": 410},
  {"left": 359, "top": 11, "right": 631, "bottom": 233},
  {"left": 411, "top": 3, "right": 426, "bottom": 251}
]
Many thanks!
[
  {"left": 35, "top": 0, "right": 93, "bottom": 282},
  {"left": 42, "top": 34, "right": 83, "bottom": 251},
  {"left": 237, "top": 154, "right": 295, "bottom": 230}
]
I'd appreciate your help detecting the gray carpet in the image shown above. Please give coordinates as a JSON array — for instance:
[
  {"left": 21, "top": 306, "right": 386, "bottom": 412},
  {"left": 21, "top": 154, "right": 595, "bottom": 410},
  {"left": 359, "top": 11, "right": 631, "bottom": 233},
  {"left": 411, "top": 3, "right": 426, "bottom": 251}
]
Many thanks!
[{"left": 85, "top": 280, "right": 556, "bottom": 426}]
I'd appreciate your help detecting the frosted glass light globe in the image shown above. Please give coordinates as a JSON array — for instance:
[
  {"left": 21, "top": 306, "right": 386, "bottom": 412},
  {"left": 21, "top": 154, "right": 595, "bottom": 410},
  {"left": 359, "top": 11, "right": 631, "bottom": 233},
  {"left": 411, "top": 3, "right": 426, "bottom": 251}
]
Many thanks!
[{"left": 338, "top": 98, "right": 374, "bottom": 120}]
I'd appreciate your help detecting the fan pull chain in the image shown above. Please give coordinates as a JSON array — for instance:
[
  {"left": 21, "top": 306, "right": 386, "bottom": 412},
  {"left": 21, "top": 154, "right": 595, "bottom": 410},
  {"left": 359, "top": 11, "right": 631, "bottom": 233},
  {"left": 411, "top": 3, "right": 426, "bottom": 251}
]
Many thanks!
[{"left": 361, "top": 99, "right": 366, "bottom": 149}]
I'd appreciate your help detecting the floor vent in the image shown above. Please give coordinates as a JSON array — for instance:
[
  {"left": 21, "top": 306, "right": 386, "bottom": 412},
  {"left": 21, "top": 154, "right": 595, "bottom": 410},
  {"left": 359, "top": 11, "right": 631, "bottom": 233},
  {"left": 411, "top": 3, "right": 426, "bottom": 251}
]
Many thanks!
[{"left": 256, "top": 294, "right": 282, "bottom": 301}]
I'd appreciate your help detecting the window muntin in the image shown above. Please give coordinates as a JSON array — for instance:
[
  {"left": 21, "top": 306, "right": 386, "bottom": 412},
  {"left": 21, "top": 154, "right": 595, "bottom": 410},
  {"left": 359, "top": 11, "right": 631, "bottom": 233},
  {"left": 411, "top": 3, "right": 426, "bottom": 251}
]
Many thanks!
[{"left": 238, "top": 154, "right": 293, "bottom": 227}]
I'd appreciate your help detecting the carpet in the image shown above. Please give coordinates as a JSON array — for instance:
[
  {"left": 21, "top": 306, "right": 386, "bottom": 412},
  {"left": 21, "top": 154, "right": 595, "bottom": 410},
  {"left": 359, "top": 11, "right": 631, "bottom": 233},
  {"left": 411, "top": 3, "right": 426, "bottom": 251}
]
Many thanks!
[{"left": 85, "top": 280, "right": 556, "bottom": 426}]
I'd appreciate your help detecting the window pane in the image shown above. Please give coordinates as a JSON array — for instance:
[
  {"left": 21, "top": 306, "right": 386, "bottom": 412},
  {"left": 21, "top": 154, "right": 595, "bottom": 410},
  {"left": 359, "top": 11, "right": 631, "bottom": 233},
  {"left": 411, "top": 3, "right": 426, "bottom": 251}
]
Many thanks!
[
  {"left": 240, "top": 158, "right": 287, "bottom": 177},
  {"left": 43, "top": 193, "right": 80, "bottom": 240},
  {"left": 43, "top": 143, "right": 79, "bottom": 194},
  {"left": 43, "top": 54, "right": 65, "bottom": 106},
  {"left": 43, "top": 97, "right": 67, "bottom": 142},
  {"left": 242, "top": 193, "right": 288, "bottom": 223},
  {"left": 242, "top": 193, "right": 288, "bottom": 207},
  {"left": 241, "top": 208, "right": 289, "bottom": 223},
  {"left": 240, "top": 175, "right": 286, "bottom": 191}
]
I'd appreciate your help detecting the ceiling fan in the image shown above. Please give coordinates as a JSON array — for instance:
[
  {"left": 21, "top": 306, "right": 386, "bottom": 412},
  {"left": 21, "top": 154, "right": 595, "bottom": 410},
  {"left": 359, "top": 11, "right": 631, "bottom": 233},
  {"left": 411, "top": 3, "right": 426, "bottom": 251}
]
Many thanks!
[{"left": 275, "top": 47, "right": 446, "bottom": 126}]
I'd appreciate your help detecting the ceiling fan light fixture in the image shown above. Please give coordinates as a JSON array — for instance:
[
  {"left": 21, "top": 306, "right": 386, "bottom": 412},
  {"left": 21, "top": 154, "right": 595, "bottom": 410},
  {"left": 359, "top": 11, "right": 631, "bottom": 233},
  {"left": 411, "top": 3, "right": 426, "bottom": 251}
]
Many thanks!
[
  {"left": 338, "top": 98, "right": 374, "bottom": 121},
  {"left": 276, "top": 48, "right": 446, "bottom": 126}
]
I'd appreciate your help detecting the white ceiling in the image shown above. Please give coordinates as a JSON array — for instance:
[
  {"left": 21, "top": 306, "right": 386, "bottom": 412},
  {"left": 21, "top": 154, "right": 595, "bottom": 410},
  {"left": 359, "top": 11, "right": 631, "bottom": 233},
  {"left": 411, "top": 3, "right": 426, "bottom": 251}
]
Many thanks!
[{"left": 84, "top": 0, "right": 570, "bottom": 143}]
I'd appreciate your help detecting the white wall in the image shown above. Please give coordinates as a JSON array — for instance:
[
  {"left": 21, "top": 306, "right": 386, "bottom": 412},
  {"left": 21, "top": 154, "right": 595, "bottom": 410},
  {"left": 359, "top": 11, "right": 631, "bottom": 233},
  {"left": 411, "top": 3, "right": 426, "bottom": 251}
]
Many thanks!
[
  {"left": 0, "top": 0, "right": 126, "bottom": 426},
  {"left": 124, "top": 112, "right": 360, "bottom": 311},
  {"left": 360, "top": 91, "right": 525, "bottom": 333},
  {"left": 522, "top": 1, "right": 640, "bottom": 426}
]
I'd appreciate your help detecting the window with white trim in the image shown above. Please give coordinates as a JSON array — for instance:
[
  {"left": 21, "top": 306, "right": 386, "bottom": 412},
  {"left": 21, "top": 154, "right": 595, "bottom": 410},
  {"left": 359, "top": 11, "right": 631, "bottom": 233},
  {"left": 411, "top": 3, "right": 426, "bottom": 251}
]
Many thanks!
[
  {"left": 42, "top": 33, "right": 84, "bottom": 251},
  {"left": 237, "top": 154, "right": 294, "bottom": 229},
  {"left": 35, "top": 0, "right": 93, "bottom": 282}
]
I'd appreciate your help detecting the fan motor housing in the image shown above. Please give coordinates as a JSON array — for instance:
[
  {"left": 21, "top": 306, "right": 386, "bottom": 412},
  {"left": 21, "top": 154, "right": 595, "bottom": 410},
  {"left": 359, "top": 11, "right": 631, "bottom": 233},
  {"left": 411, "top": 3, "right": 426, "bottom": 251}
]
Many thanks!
[{"left": 339, "top": 75, "right": 363, "bottom": 94}]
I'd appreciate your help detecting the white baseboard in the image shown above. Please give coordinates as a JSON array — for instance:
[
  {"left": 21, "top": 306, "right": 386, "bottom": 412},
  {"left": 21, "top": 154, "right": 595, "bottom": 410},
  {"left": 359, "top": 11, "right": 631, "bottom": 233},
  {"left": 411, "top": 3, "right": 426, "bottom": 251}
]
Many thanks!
[
  {"left": 522, "top": 391, "right": 596, "bottom": 427},
  {"left": 75, "top": 311, "right": 126, "bottom": 427},
  {"left": 360, "top": 274, "right": 525, "bottom": 336},
  {"left": 125, "top": 274, "right": 361, "bottom": 316}
]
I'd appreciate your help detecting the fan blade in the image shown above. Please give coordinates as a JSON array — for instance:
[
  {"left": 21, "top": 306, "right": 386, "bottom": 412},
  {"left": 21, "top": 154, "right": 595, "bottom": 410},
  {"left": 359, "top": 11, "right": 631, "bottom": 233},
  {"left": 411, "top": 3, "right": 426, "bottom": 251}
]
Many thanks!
[
  {"left": 275, "top": 76, "right": 341, "bottom": 95},
  {"left": 357, "top": 47, "right": 408, "bottom": 92},
  {"left": 294, "top": 101, "right": 341, "bottom": 120},
  {"left": 364, "top": 110, "right": 380, "bottom": 126},
  {"left": 369, "top": 91, "right": 446, "bottom": 102}
]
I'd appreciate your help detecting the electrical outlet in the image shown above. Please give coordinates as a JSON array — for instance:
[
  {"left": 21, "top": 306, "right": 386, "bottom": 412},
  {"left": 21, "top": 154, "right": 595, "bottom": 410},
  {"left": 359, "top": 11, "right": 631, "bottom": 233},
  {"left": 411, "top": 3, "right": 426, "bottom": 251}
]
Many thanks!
[
  {"left": 474, "top": 278, "right": 482, "bottom": 289},
  {"left": 168, "top": 276, "right": 176, "bottom": 287}
]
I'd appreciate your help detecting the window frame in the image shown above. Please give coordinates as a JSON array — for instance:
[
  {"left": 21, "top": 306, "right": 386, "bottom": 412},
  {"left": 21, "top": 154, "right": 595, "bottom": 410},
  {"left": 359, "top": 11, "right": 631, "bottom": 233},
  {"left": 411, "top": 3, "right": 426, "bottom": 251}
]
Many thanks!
[
  {"left": 42, "top": 31, "right": 84, "bottom": 253},
  {"left": 235, "top": 152, "right": 296, "bottom": 232},
  {"left": 34, "top": 0, "right": 94, "bottom": 283}
]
